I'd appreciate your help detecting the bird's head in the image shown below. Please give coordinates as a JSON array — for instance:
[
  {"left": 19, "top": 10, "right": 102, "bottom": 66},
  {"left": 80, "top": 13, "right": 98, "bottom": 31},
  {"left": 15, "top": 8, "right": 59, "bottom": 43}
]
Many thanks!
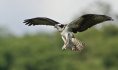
[
  {"left": 58, "top": 24, "right": 65, "bottom": 28},
  {"left": 55, "top": 24, "right": 66, "bottom": 32}
]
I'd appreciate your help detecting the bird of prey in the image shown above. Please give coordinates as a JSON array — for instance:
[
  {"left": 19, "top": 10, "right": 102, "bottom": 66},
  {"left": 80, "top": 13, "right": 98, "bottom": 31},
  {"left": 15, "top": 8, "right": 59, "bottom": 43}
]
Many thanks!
[{"left": 24, "top": 14, "right": 113, "bottom": 51}]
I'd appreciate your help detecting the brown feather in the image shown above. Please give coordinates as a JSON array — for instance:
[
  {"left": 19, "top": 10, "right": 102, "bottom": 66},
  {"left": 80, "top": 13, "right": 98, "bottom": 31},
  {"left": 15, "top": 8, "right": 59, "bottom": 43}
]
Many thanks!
[{"left": 24, "top": 17, "right": 60, "bottom": 26}]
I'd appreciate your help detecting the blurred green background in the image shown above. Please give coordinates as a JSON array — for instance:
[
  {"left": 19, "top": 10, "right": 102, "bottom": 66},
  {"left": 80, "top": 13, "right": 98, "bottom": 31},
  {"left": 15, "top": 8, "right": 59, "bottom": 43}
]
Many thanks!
[
  {"left": 0, "top": 25, "right": 118, "bottom": 70},
  {"left": 0, "top": 0, "right": 118, "bottom": 70}
]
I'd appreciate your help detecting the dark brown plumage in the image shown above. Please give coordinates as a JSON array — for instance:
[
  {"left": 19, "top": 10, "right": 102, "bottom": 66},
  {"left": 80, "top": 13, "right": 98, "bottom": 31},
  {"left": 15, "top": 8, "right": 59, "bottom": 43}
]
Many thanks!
[
  {"left": 24, "top": 17, "right": 60, "bottom": 26},
  {"left": 68, "top": 14, "right": 113, "bottom": 33}
]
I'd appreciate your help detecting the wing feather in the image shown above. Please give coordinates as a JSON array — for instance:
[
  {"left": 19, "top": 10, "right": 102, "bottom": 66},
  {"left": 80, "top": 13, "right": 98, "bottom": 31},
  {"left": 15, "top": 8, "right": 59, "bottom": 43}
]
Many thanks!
[
  {"left": 68, "top": 14, "right": 112, "bottom": 32},
  {"left": 24, "top": 17, "right": 60, "bottom": 26}
]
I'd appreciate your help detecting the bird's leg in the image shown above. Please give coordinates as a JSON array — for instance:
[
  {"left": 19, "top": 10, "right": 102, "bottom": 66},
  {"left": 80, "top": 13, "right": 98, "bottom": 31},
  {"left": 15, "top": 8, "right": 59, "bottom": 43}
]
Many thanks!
[
  {"left": 61, "top": 31, "right": 76, "bottom": 50},
  {"left": 65, "top": 33, "right": 84, "bottom": 51},
  {"left": 64, "top": 33, "right": 75, "bottom": 50},
  {"left": 61, "top": 32, "right": 71, "bottom": 50},
  {"left": 61, "top": 36, "right": 67, "bottom": 50}
]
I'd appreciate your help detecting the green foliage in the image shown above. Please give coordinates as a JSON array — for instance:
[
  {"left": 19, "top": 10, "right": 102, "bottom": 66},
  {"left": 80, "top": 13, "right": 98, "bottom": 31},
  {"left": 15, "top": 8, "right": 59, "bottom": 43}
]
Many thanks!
[{"left": 0, "top": 25, "right": 118, "bottom": 70}]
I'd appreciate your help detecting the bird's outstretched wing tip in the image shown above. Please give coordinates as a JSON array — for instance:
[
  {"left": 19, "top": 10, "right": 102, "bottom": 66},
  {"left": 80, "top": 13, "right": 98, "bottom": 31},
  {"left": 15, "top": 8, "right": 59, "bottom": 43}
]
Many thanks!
[
  {"left": 23, "top": 19, "right": 28, "bottom": 23},
  {"left": 23, "top": 19, "right": 33, "bottom": 26}
]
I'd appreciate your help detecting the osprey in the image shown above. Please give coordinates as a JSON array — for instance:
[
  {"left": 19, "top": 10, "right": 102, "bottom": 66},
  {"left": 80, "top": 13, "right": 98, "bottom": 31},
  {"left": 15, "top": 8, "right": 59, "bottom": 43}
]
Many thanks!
[{"left": 24, "top": 14, "right": 113, "bottom": 51}]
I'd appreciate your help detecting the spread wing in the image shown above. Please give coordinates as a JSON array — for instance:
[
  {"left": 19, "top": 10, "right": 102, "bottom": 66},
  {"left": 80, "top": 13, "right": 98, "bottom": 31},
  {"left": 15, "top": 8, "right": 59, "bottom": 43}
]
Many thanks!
[
  {"left": 68, "top": 14, "right": 113, "bottom": 33},
  {"left": 24, "top": 17, "right": 60, "bottom": 26}
]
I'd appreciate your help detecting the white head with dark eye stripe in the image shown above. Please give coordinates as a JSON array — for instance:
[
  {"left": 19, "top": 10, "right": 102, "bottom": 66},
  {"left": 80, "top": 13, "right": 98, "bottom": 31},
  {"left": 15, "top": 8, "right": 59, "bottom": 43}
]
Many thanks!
[
  {"left": 55, "top": 24, "right": 66, "bottom": 32},
  {"left": 58, "top": 24, "right": 65, "bottom": 28}
]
